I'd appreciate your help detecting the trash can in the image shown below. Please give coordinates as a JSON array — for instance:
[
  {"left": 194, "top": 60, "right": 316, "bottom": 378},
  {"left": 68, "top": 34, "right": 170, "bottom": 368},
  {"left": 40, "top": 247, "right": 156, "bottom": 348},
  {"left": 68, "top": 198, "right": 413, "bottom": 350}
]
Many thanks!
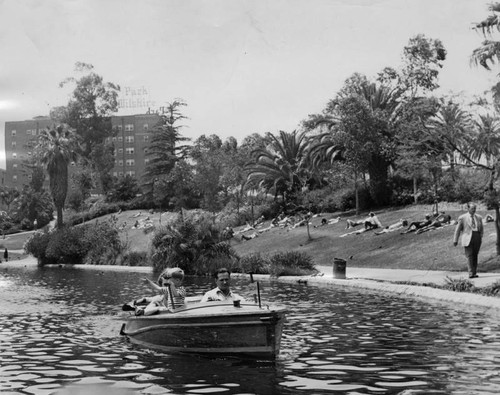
[{"left": 333, "top": 258, "right": 346, "bottom": 279}]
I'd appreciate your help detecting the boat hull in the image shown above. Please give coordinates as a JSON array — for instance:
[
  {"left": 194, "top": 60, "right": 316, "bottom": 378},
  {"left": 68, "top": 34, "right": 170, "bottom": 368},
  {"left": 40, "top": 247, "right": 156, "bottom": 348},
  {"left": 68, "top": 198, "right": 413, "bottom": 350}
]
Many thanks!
[{"left": 121, "top": 302, "right": 287, "bottom": 358}]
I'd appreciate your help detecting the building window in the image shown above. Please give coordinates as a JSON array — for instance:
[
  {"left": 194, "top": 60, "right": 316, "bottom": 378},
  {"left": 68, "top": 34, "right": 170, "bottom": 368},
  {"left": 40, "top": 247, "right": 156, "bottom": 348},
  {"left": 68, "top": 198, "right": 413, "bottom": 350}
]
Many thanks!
[
  {"left": 126, "top": 171, "right": 136, "bottom": 177},
  {"left": 11, "top": 130, "right": 16, "bottom": 137},
  {"left": 126, "top": 159, "right": 135, "bottom": 167},
  {"left": 26, "top": 129, "right": 32, "bottom": 135},
  {"left": 112, "top": 137, "right": 117, "bottom": 142},
  {"left": 13, "top": 164, "right": 18, "bottom": 169},
  {"left": 144, "top": 158, "right": 150, "bottom": 165},
  {"left": 28, "top": 151, "right": 32, "bottom": 156},
  {"left": 28, "top": 174, "right": 32, "bottom": 180},
  {"left": 143, "top": 124, "right": 149, "bottom": 131},
  {"left": 13, "top": 175, "right": 17, "bottom": 182},
  {"left": 118, "top": 160, "right": 123, "bottom": 167},
  {"left": 118, "top": 172, "right": 124, "bottom": 177},
  {"left": 144, "top": 135, "right": 149, "bottom": 142},
  {"left": 11, "top": 141, "right": 16, "bottom": 148},
  {"left": 116, "top": 124, "right": 123, "bottom": 132},
  {"left": 117, "top": 136, "right": 123, "bottom": 142},
  {"left": 113, "top": 172, "right": 118, "bottom": 177},
  {"left": 118, "top": 148, "right": 123, "bottom": 155},
  {"left": 12, "top": 153, "right": 17, "bottom": 159},
  {"left": 125, "top": 124, "right": 134, "bottom": 132},
  {"left": 125, "top": 136, "right": 134, "bottom": 143},
  {"left": 126, "top": 148, "right": 135, "bottom": 155}
]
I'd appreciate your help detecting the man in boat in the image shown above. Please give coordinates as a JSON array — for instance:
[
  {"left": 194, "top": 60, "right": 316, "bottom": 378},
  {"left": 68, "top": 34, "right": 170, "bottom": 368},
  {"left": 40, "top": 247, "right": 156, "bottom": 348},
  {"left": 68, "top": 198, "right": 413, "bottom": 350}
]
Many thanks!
[{"left": 201, "top": 268, "right": 243, "bottom": 302}]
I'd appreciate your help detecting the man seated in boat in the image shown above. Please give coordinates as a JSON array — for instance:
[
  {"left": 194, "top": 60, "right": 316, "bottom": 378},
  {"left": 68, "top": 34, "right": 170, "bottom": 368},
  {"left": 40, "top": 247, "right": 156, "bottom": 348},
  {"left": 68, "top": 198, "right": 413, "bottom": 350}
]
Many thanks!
[
  {"left": 201, "top": 268, "right": 243, "bottom": 302},
  {"left": 136, "top": 267, "right": 187, "bottom": 315}
]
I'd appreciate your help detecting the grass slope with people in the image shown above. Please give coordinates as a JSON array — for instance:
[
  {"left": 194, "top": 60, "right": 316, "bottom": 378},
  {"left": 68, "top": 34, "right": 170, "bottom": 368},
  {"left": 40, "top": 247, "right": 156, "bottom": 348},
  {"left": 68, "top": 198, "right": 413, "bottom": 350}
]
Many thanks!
[
  {"left": 4, "top": 205, "right": 499, "bottom": 273},
  {"left": 230, "top": 205, "right": 500, "bottom": 273}
]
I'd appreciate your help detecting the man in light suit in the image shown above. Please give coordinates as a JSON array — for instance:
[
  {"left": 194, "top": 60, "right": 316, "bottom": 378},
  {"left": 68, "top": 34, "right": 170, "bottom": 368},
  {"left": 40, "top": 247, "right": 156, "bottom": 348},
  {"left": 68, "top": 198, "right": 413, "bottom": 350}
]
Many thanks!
[{"left": 453, "top": 203, "right": 484, "bottom": 278}]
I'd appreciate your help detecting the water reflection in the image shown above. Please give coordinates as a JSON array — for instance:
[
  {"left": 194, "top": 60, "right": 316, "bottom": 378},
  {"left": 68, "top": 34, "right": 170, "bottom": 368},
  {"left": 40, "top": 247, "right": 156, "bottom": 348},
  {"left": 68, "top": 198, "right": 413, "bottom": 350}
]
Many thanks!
[{"left": 1, "top": 265, "right": 500, "bottom": 394}]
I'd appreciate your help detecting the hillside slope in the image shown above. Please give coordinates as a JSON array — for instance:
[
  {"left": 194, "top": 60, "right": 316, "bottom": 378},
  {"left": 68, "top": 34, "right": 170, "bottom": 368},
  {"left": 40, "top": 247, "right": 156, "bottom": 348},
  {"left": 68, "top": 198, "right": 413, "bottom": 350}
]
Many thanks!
[{"left": 229, "top": 206, "right": 500, "bottom": 272}]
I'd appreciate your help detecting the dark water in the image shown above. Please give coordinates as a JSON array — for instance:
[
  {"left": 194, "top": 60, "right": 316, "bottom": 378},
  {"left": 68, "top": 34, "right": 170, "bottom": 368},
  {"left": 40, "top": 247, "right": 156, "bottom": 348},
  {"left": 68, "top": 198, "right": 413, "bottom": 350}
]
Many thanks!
[{"left": 1, "top": 265, "right": 500, "bottom": 395}]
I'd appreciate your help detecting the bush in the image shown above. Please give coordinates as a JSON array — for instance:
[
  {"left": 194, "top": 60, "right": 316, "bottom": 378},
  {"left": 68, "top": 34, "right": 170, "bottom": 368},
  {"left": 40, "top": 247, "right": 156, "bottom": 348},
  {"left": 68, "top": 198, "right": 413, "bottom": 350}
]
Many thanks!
[
  {"left": 239, "top": 253, "right": 270, "bottom": 274},
  {"left": 25, "top": 217, "right": 124, "bottom": 266},
  {"left": 480, "top": 280, "right": 500, "bottom": 297},
  {"left": 80, "top": 218, "right": 123, "bottom": 265},
  {"left": 150, "top": 211, "right": 239, "bottom": 275},
  {"left": 443, "top": 276, "right": 475, "bottom": 292},
  {"left": 45, "top": 226, "right": 87, "bottom": 265},
  {"left": 24, "top": 231, "right": 57, "bottom": 265},
  {"left": 268, "top": 251, "right": 316, "bottom": 277},
  {"left": 122, "top": 251, "right": 149, "bottom": 266}
]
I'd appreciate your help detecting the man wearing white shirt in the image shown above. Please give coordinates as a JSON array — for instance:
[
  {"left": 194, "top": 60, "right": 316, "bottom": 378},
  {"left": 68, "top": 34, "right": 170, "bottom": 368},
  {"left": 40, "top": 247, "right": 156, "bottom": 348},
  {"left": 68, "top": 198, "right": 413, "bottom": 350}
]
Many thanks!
[
  {"left": 453, "top": 203, "right": 484, "bottom": 278},
  {"left": 201, "top": 268, "right": 243, "bottom": 302}
]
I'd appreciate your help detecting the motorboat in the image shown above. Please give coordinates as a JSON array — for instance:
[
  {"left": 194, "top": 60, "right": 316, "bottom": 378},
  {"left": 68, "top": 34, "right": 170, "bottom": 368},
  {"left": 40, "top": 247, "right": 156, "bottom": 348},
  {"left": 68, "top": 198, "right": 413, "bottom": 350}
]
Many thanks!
[{"left": 120, "top": 300, "right": 287, "bottom": 358}]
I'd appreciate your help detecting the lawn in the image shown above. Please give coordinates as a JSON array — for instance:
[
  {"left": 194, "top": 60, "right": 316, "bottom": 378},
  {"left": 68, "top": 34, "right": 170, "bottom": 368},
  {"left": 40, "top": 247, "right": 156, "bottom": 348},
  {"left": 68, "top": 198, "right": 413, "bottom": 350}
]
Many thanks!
[
  {"left": 3, "top": 205, "right": 500, "bottom": 272},
  {"left": 229, "top": 204, "right": 500, "bottom": 273}
]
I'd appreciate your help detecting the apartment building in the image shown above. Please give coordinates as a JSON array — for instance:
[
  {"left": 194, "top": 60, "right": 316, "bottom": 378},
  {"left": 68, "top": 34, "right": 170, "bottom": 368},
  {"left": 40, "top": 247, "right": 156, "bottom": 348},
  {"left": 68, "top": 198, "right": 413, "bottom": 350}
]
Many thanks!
[
  {"left": 4, "top": 116, "right": 55, "bottom": 188},
  {"left": 3, "top": 113, "right": 161, "bottom": 190}
]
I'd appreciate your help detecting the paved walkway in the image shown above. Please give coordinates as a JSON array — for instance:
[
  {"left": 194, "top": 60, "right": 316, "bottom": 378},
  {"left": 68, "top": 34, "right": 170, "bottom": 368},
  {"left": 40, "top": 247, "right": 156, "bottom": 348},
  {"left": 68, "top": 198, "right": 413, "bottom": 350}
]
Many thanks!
[{"left": 315, "top": 265, "right": 500, "bottom": 287}]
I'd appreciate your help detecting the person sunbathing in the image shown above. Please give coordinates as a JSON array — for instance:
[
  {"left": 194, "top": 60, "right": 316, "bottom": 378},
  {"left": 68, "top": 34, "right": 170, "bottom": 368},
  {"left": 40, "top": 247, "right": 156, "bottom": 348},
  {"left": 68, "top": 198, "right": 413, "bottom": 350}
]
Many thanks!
[
  {"left": 401, "top": 215, "right": 432, "bottom": 234},
  {"left": 415, "top": 212, "right": 454, "bottom": 234},
  {"left": 374, "top": 219, "right": 408, "bottom": 235},
  {"left": 346, "top": 212, "right": 382, "bottom": 230}
]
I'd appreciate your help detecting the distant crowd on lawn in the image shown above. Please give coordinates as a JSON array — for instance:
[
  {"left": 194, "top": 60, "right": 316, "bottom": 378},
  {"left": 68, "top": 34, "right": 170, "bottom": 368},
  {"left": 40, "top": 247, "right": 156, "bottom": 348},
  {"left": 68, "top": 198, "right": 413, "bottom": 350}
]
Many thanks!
[{"left": 228, "top": 205, "right": 495, "bottom": 242}]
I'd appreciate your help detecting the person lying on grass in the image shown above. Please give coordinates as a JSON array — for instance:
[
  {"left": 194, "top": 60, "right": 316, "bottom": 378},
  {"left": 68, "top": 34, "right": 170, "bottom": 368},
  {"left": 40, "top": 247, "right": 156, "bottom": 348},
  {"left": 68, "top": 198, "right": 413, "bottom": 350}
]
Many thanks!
[
  {"left": 374, "top": 219, "right": 408, "bottom": 235},
  {"left": 401, "top": 214, "right": 432, "bottom": 234}
]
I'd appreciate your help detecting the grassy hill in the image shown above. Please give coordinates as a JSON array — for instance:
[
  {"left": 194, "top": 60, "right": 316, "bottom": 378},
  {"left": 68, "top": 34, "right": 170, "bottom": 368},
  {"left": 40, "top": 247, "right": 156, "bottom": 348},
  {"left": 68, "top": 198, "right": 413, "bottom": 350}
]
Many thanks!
[
  {"left": 229, "top": 204, "right": 500, "bottom": 273},
  {"left": 3, "top": 205, "right": 500, "bottom": 272}
]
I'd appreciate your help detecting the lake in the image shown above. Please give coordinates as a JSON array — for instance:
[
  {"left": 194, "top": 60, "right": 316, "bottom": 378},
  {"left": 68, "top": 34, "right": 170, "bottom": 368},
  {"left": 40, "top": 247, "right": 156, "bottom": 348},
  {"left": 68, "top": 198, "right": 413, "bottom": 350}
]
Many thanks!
[{"left": 1, "top": 264, "right": 500, "bottom": 394}]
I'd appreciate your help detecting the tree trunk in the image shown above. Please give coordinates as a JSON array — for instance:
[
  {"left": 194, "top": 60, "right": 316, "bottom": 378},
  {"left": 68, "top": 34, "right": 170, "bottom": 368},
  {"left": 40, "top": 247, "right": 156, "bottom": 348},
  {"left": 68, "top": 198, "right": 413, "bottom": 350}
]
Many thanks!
[
  {"left": 413, "top": 177, "right": 418, "bottom": 204},
  {"left": 354, "top": 169, "right": 359, "bottom": 215},
  {"left": 495, "top": 207, "right": 500, "bottom": 256},
  {"left": 368, "top": 156, "right": 391, "bottom": 207},
  {"left": 56, "top": 205, "right": 64, "bottom": 228}
]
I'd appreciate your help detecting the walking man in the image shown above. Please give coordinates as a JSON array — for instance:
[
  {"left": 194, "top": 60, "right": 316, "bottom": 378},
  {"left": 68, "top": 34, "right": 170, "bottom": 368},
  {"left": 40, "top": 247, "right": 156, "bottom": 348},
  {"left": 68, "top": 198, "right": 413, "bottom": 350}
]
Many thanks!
[{"left": 453, "top": 203, "right": 483, "bottom": 278}]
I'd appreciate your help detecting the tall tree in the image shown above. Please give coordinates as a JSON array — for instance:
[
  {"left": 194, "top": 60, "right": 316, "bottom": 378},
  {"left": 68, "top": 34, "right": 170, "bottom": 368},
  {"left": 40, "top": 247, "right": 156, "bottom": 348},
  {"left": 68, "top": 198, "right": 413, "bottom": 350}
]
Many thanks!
[
  {"left": 144, "top": 100, "right": 191, "bottom": 197},
  {"left": 306, "top": 35, "right": 446, "bottom": 207},
  {"left": 190, "top": 134, "right": 225, "bottom": 213},
  {"left": 471, "top": 3, "right": 500, "bottom": 72},
  {"left": 54, "top": 62, "right": 120, "bottom": 193},
  {"left": 34, "top": 125, "right": 81, "bottom": 228},
  {"left": 465, "top": 3, "right": 500, "bottom": 254},
  {"left": 246, "top": 130, "right": 314, "bottom": 212}
]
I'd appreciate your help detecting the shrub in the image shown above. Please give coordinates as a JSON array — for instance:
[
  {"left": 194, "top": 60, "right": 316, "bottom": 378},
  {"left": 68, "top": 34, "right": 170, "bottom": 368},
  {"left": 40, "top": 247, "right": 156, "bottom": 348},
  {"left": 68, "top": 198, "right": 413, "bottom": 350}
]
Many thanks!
[
  {"left": 268, "top": 251, "right": 316, "bottom": 277},
  {"left": 25, "top": 217, "right": 124, "bottom": 266},
  {"left": 480, "top": 280, "right": 500, "bottom": 297},
  {"left": 239, "top": 253, "right": 270, "bottom": 274},
  {"left": 45, "top": 226, "right": 87, "bottom": 265},
  {"left": 443, "top": 276, "right": 475, "bottom": 292},
  {"left": 24, "top": 231, "right": 57, "bottom": 265},
  {"left": 150, "top": 211, "right": 239, "bottom": 275},
  {"left": 122, "top": 251, "right": 149, "bottom": 266},
  {"left": 80, "top": 218, "right": 123, "bottom": 265}
]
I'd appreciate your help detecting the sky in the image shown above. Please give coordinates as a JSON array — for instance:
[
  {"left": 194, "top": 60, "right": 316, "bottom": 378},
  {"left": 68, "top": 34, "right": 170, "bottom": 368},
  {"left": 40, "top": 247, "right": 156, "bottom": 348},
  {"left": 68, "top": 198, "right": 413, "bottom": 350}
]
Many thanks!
[{"left": 0, "top": 0, "right": 497, "bottom": 170}]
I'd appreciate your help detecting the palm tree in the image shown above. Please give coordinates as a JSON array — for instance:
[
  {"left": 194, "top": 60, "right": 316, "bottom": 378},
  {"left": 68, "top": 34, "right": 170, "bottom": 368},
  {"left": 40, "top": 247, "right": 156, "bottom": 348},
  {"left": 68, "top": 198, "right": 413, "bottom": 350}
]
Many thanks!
[
  {"left": 425, "top": 99, "right": 472, "bottom": 174},
  {"left": 245, "top": 130, "right": 314, "bottom": 212},
  {"left": 469, "top": 115, "right": 500, "bottom": 165},
  {"left": 470, "top": 3, "right": 500, "bottom": 71},
  {"left": 306, "top": 79, "right": 401, "bottom": 206},
  {"left": 34, "top": 124, "right": 80, "bottom": 228}
]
